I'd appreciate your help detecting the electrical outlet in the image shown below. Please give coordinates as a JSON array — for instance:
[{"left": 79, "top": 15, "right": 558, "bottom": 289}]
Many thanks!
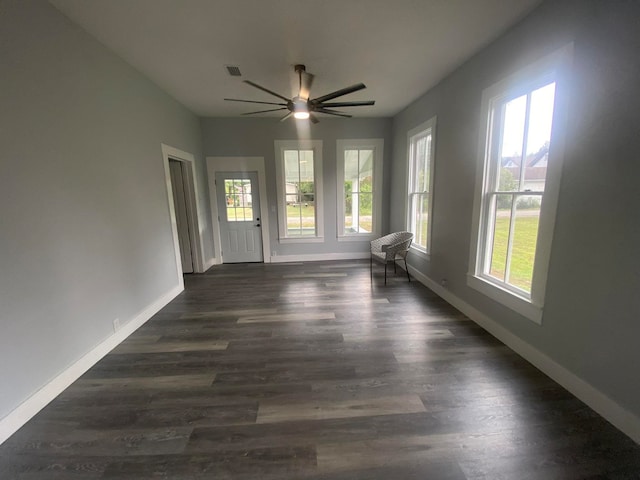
[
  {"left": 112, "top": 318, "right": 120, "bottom": 332},
  {"left": 272, "top": 251, "right": 277, "bottom": 256}
]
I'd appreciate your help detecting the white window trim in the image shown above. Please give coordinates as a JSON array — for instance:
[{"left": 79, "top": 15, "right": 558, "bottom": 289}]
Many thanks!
[
  {"left": 406, "top": 117, "right": 437, "bottom": 259},
  {"left": 336, "top": 139, "right": 384, "bottom": 241},
  {"left": 274, "top": 139, "right": 324, "bottom": 243},
  {"left": 468, "top": 44, "right": 573, "bottom": 325}
]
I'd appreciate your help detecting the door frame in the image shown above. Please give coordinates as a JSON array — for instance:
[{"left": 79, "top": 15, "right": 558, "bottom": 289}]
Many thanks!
[
  {"left": 162, "top": 144, "right": 207, "bottom": 282},
  {"left": 207, "top": 157, "right": 271, "bottom": 264}
]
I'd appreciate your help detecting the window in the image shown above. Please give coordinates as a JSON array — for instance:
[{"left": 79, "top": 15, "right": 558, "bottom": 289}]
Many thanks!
[
  {"left": 336, "top": 139, "right": 383, "bottom": 240},
  {"left": 469, "top": 45, "right": 572, "bottom": 324},
  {"left": 274, "top": 140, "right": 323, "bottom": 242},
  {"left": 407, "top": 117, "right": 436, "bottom": 255}
]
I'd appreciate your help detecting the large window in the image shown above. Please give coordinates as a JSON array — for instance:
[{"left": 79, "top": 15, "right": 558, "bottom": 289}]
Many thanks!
[
  {"left": 469, "top": 46, "right": 571, "bottom": 324},
  {"left": 407, "top": 118, "right": 436, "bottom": 254},
  {"left": 274, "top": 140, "right": 323, "bottom": 242},
  {"left": 336, "top": 139, "right": 383, "bottom": 239}
]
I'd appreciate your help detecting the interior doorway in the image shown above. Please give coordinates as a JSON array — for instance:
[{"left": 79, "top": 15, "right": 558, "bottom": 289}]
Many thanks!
[
  {"left": 169, "top": 159, "right": 194, "bottom": 273},
  {"left": 161, "top": 144, "right": 207, "bottom": 287}
]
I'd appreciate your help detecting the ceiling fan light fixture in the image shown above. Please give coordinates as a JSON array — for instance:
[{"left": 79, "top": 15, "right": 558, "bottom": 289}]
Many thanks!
[
  {"left": 292, "top": 99, "right": 310, "bottom": 119},
  {"left": 224, "top": 65, "right": 374, "bottom": 124}
]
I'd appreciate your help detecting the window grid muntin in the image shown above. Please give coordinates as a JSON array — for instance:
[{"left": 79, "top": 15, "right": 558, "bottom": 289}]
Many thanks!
[
  {"left": 408, "top": 127, "right": 433, "bottom": 252},
  {"left": 480, "top": 79, "right": 556, "bottom": 297},
  {"left": 344, "top": 148, "right": 374, "bottom": 234},
  {"left": 224, "top": 178, "right": 253, "bottom": 222},
  {"left": 284, "top": 149, "right": 316, "bottom": 237}
]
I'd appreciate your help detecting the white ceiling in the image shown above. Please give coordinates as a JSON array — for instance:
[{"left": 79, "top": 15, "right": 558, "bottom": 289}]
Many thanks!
[{"left": 50, "top": 0, "right": 543, "bottom": 118}]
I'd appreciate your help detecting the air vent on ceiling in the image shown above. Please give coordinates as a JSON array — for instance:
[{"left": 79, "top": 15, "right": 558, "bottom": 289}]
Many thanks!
[{"left": 225, "top": 65, "right": 242, "bottom": 77}]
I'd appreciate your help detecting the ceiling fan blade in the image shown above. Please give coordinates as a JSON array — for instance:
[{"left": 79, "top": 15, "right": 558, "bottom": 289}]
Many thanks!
[
  {"left": 244, "top": 80, "right": 291, "bottom": 102},
  {"left": 241, "top": 107, "right": 287, "bottom": 115},
  {"left": 299, "top": 72, "right": 315, "bottom": 101},
  {"left": 280, "top": 111, "right": 293, "bottom": 122},
  {"left": 317, "top": 100, "right": 375, "bottom": 108},
  {"left": 309, "top": 113, "right": 320, "bottom": 124},
  {"left": 315, "top": 107, "right": 352, "bottom": 118},
  {"left": 225, "top": 98, "right": 287, "bottom": 106},
  {"left": 312, "top": 83, "right": 366, "bottom": 104}
]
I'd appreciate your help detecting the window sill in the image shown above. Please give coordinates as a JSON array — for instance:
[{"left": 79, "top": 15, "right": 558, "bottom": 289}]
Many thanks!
[
  {"left": 337, "top": 234, "right": 377, "bottom": 243},
  {"left": 467, "top": 274, "right": 543, "bottom": 325},
  {"left": 279, "top": 236, "right": 325, "bottom": 244},
  {"left": 409, "top": 245, "right": 430, "bottom": 261}
]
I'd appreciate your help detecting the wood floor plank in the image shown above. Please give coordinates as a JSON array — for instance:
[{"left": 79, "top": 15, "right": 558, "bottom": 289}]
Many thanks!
[
  {"left": 70, "top": 374, "right": 216, "bottom": 390},
  {"left": 180, "top": 308, "right": 279, "bottom": 319},
  {"left": 237, "top": 312, "right": 336, "bottom": 323},
  {"left": 256, "top": 394, "right": 426, "bottom": 423},
  {"left": 112, "top": 339, "right": 229, "bottom": 353},
  {"left": 283, "top": 273, "right": 348, "bottom": 278},
  {"left": 1, "top": 426, "right": 193, "bottom": 456},
  {"left": 1, "top": 259, "right": 639, "bottom": 479}
]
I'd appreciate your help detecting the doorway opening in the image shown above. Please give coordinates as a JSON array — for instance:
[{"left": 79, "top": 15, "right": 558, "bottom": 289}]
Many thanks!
[
  {"left": 162, "top": 144, "right": 206, "bottom": 287},
  {"left": 169, "top": 159, "right": 195, "bottom": 273}
]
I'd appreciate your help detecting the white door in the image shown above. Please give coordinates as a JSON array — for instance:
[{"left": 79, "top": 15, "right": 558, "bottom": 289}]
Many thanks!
[
  {"left": 169, "top": 159, "right": 194, "bottom": 273},
  {"left": 216, "top": 172, "right": 263, "bottom": 263}
]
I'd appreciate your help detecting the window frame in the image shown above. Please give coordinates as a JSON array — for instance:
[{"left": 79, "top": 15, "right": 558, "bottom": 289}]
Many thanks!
[
  {"left": 468, "top": 45, "right": 573, "bottom": 324},
  {"left": 336, "top": 139, "right": 384, "bottom": 241},
  {"left": 274, "top": 139, "right": 324, "bottom": 243},
  {"left": 406, "top": 117, "right": 437, "bottom": 258}
]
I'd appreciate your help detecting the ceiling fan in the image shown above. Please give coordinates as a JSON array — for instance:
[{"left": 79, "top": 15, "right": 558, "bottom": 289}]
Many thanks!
[{"left": 224, "top": 64, "right": 375, "bottom": 123}]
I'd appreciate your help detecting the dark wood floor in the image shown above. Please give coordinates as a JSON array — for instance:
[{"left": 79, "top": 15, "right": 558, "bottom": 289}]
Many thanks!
[{"left": 2, "top": 260, "right": 639, "bottom": 479}]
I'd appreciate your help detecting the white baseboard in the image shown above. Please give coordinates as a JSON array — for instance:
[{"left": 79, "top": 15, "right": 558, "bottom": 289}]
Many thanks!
[
  {"left": 270, "top": 252, "right": 369, "bottom": 263},
  {"left": 0, "top": 284, "right": 184, "bottom": 445},
  {"left": 407, "top": 265, "right": 640, "bottom": 445},
  {"left": 202, "top": 256, "right": 216, "bottom": 271}
]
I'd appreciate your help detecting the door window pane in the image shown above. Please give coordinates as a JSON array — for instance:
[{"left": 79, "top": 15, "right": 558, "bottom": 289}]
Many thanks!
[{"left": 225, "top": 179, "right": 252, "bottom": 222}]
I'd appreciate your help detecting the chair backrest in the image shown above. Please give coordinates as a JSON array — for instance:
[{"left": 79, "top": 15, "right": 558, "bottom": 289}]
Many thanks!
[
  {"left": 371, "top": 231, "right": 414, "bottom": 259},
  {"left": 390, "top": 232, "right": 413, "bottom": 258}
]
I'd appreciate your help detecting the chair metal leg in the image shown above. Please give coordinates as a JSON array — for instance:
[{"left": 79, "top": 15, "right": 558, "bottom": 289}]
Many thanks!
[
  {"left": 394, "top": 261, "right": 397, "bottom": 274},
  {"left": 405, "top": 258, "right": 411, "bottom": 282},
  {"left": 370, "top": 254, "right": 373, "bottom": 281},
  {"left": 384, "top": 262, "right": 387, "bottom": 285}
]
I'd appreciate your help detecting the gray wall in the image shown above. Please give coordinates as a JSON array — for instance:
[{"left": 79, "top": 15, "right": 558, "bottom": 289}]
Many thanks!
[
  {"left": 0, "top": 0, "right": 211, "bottom": 420},
  {"left": 201, "top": 117, "right": 392, "bottom": 258},
  {"left": 390, "top": 0, "right": 640, "bottom": 418}
]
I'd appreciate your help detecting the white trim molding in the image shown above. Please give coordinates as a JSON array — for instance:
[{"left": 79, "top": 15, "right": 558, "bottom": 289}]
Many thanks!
[
  {"left": 406, "top": 116, "right": 437, "bottom": 256},
  {"left": 408, "top": 266, "right": 640, "bottom": 445},
  {"left": 336, "top": 138, "right": 384, "bottom": 240},
  {"left": 274, "top": 139, "right": 324, "bottom": 242},
  {"left": 161, "top": 144, "right": 207, "bottom": 275},
  {"left": 467, "top": 44, "right": 573, "bottom": 324},
  {"left": 0, "top": 285, "right": 183, "bottom": 446}
]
